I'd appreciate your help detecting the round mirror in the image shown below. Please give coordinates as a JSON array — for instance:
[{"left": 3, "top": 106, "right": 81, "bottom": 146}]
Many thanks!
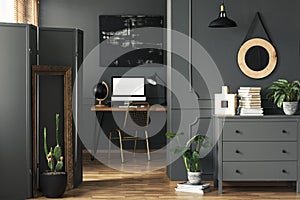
[{"left": 237, "top": 38, "right": 277, "bottom": 79}]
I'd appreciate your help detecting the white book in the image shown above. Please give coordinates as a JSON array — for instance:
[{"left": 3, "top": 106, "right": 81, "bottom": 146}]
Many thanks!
[
  {"left": 239, "top": 87, "right": 261, "bottom": 90},
  {"left": 175, "top": 187, "right": 204, "bottom": 194},
  {"left": 177, "top": 182, "right": 210, "bottom": 190},
  {"left": 240, "top": 113, "right": 264, "bottom": 116},
  {"left": 240, "top": 108, "right": 263, "bottom": 113}
]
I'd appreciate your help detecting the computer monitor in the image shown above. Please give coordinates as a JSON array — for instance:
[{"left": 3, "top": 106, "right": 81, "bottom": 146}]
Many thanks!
[{"left": 111, "top": 76, "right": 146, "bottom": 103}]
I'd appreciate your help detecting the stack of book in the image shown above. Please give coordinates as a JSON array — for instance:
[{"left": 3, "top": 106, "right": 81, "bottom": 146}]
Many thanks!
[
  {"left": 238, "top": 87, "right": 263, "bottom": 116},
  {"left": 174, "top": 182, "right": 210, "bottom": 194}
]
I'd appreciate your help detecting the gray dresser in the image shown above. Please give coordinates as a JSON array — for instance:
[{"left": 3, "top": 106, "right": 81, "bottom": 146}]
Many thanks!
[{"left": 214, "top": 116, "right": 300, "bottom": 193}]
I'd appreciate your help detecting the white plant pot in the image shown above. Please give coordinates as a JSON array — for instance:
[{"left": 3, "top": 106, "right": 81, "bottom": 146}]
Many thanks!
[
  {"left": 282, "top": 102, "right": 298, "bottom": 115},
  {"left": 187, "top": 171, "right": 202, "bottom": 185}
]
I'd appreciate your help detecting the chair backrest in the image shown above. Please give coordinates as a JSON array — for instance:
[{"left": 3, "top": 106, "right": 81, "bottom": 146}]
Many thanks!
[{"left": 123, "top": 102, "right": 150, "bottom": 129}]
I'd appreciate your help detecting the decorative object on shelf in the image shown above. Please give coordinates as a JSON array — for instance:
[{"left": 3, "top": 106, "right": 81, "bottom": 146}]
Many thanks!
[
  {"left": 266, "top": 79, "right": 300, "bottom": 115},
  {"left": 237, "top": 13, "right": 277, "bottom": 79},
  {"left": 40, "top": 113, "right": 67, "bottom": 198},
  {"left": 214, "top": 86, "right": 237, "bottom": 116},
  {"left": 93, "top": 81, "right": 109, "bottom": 107},
  {"left": 208, "top": 0, "right": 237, "bottom": 28},
  {"left": 238, "top": 87, "right": 263, "bottom": 116},
  {"left": 166, "top": 132, "right": 210, "bottom": 185}
]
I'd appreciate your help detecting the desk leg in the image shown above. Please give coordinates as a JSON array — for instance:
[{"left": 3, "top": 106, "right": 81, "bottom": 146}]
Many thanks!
[{"left": 91, "top": 111, "right": 104, "bottom": 161}]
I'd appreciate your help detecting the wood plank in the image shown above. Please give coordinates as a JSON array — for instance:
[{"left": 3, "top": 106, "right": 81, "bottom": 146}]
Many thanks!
[{"left": 29, "top": 150, "right": 300, "bottom": 200}]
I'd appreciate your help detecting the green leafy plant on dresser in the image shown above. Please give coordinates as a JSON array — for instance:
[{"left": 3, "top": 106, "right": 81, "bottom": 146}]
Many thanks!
[{"left": 266, "top": 79, "right": 300, "bottom": 115}]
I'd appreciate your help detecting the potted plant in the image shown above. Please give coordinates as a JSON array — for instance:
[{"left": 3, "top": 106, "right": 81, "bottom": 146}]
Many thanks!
[
  {"left": 40, "top": 113, "right": 67, "bottom": 198},
  {"left": 266, "top": 79, "right": 300, "bottom": 115},
  {"left": 166, "top": 132, "right": 210, "bottom": 184}
]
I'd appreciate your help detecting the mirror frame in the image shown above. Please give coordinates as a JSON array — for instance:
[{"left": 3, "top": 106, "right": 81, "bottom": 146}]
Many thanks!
[
  {"left": 237, "top": 38, "right": 277, "bottom": 79},
  {"left": 32, "top": 65, "right": 73, "bottom": 197}
]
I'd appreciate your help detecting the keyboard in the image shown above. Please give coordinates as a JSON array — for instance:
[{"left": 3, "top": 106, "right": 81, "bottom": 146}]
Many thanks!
[{"left": 118, "top": 105, "right": 138, "bottom": 108}]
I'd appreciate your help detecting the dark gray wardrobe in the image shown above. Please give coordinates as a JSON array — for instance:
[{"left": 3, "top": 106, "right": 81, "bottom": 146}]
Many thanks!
[
  {"left": 0, "top": 23, "right": 37, "bottom": 200},
  {"left": 39, "top": 27, "right": 84, "bottom": 187}
]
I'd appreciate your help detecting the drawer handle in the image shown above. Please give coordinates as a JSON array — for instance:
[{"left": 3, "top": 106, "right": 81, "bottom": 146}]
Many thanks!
[
  {"left": 235, "top": 170, "right": 240, "bottom": 174},
  {"left": 235, "top": 150, "right": 240, "bottom": 154},
  {"left": 235, "top": 130, "right": 240, "bottom": 134},
  {"left": 282, "top": 130, "right": 287, "bottom": 133},
  {"left": 282, "top": 169, "right": 287, "bottom": 173},
  {"left": 282, "top": 150, "right": 287, "bottom": 153}
]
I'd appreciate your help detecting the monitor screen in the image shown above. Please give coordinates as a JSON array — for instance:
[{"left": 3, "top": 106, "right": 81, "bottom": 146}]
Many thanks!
[{"left": 111, "top": 76, "right": 146, "bottom": 102}]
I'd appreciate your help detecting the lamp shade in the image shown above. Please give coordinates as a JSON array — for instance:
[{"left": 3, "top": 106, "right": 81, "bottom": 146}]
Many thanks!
[{"left": 209, "top": 3, "right": 237, "bottom": 28}]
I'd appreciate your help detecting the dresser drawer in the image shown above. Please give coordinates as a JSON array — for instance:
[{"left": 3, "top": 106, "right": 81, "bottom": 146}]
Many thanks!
[
  {"left": 223, "top": 161, "right": 297, "bottom": 181},
  {"left": 223, "top": 121, "right": 297, "bottom": 141},
  {"left": 223, "top": 142, "right": 297, "bottom": 161}
]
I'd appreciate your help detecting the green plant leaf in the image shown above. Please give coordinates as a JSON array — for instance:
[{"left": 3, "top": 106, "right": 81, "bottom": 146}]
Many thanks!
[
  {"left": 54, "top": 145, "right": 62, "bottom": 162},
  {"left": 277, "top": 94, "right": 286, "bottom": 108},
  {"left": 165, "top": 132, "right": 176, "bottom": 138}
]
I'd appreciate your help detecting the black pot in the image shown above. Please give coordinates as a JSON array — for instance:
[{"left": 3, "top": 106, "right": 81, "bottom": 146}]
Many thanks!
[{"left": 40, "top": 172, "right": 67, "bottom": 198}]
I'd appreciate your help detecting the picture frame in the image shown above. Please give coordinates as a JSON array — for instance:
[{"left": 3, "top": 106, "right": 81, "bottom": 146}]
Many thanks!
[{"left": 32, "top": 65, "right": 73, "bottom": 196}]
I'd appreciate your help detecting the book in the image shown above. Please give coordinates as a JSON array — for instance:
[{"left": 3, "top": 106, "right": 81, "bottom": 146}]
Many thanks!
[
  {"left": 175, "top": 187, "right": 204, "bottom": 194},
  {"left": 240, "top": 105, "right": 262, "bottom": 109},
  {"left": 175, "top": 182, "right": 210, "bottom": 194},
  {"left": 238, "top": 91, "right": 261, "bottom": 95},
  {"left": 177, "top": 182, "right": 210, "bottom": 190},
  {"left": 239, "top": 87, "right": 261, "bottom": 90},
  {"left": 240, "top": 110, "right": 264, "bottom": 114},
  {"left": 239, "top": 98, "right": 261, "bottom": 102},
  {"left": 240, "top": 113, "right": 264, "bottom": 116},
  {"left": 240, "top": 108, "right": 263, "bottom": 113},
  {"left": 239, "top": 101, "right": 261, "bottom": 104}
]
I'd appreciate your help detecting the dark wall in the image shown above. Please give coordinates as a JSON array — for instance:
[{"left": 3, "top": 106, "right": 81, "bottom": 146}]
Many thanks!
[
  {"left": 193, "top": 0, "right": 300, "bottom": 114},
  {"left": 39, "top": 0, "right": 167, "bottom": 150},
  {"left": 39, "top": 0, "right": 166, "bottom": 56}
]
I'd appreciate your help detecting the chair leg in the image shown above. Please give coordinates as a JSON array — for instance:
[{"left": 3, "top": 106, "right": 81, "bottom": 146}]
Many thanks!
[
  {"left": 133, "top": 130, "right": 138, "bottom": 157},
  {"left": 108, "top": 131, "right": 112, "bottom": 159},
  {"left": 145, "top": 130, "right": 150, "bottom": 161},
  {"left": 117, "top": 129, "right": 124, "bottom": 163}
]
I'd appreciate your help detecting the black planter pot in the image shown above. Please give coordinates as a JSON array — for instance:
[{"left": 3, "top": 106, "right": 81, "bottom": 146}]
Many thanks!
[{"left": 40, "top": 172, "right": 67, "bottom": 198}]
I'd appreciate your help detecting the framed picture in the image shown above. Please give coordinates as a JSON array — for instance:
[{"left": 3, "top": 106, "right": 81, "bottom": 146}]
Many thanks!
[
  {"left": 32, "top": 65, "right": 73, "bottom": 196},
  {"left": 99, "top": 15, "right": 164, "bottom": 67}
]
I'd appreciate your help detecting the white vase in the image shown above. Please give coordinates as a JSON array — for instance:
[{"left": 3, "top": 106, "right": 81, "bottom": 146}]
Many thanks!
[
  {"left": 187, "top": 172, "right": 202, "bottom": 185},
  {"left": 282, "top": 102, "right": 298, "bottom": 115}
]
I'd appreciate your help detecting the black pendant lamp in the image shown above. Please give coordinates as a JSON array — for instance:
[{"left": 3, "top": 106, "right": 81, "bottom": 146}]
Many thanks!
[{"left": 208, "top": 1, "right": 237, "bottom": 28}]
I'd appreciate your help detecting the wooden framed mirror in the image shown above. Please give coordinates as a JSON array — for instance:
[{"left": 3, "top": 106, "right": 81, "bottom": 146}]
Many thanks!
[
  {"left": 237, "top": 38, "right": 277, "bottom": 79},
  {"left": 32, "top": 65, "right": 73, "bottom": 196}
]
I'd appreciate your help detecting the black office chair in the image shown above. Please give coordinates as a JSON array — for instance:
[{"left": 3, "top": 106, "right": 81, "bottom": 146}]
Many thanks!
[{"left": 109, "top": 102, "right": 151, "bottom": 163}]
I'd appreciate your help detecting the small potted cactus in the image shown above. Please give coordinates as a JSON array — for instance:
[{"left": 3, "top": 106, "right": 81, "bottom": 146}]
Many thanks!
[{"left": 40, "top": 113, "right": 67, "bottom": 198}]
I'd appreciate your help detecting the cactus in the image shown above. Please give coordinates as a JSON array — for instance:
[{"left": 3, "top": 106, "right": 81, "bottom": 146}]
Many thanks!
[{"left": 43, "top": 113, "right": 64, "bottom": 172}]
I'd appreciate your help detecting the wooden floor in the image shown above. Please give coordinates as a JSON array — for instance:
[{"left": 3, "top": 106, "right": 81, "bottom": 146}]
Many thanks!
[{"left": 32, "top": 151, "right": 300, "bottom": 200}]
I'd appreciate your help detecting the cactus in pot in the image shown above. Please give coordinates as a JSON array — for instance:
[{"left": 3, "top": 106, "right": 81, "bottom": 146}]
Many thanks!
[
  {"left": 43, "top": 113, "right": 64, "bottom": 172},
  {"left": 41, "top": 113, "right": 67, "bottom": 198}
]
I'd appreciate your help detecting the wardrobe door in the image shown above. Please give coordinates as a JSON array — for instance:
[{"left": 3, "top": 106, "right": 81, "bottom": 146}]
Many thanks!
[
  {"left": 39, "top": 28, "right": 84, "bottom": 187},
  {"left": 0, "top": 23, "right": 36, "bottom": 200}
]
